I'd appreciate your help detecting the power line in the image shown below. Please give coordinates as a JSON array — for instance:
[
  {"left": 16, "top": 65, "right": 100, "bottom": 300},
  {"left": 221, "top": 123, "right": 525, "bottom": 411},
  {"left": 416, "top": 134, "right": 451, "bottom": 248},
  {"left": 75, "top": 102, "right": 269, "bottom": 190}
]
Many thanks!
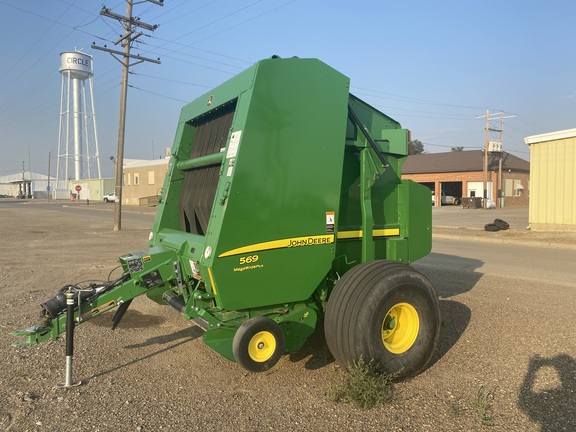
[
  {"left": 144, "top": 0, "right": 296, "bottom": 57},
  {"left": 131, "top": 72, "right": 213, "bottom": 89},
  {"left": 137, "top": 39, "right": 245, "bottom": 70},
  {"left": 0, "top": 0, "right": 77, "bottom": 87},
  {"left": 128, "top": 84, "right": 187, "bottom": 103},
  {"left": 187, "top": 0, "right": 297, "bottom": 47},
  {"left": 354, "top": 99, "right": 478, "bottom": 119},
  {"left": 158, "top": 0, "right": 265, "bottom": 46},
  {"left": 150, "top": 35, "right": 252, "bottom": 64},
  {"left": 352, "top": 86, "right": 486, "bottom": 110},
  {"left": 56, "top": 0, "right": 98, "bottom": 18},
  {"left": 421, "top": 142, "right": 483, "bottom": 150},
  {"left": 138, "top": 50, "right": 236, "bottom": 75},
  {"left": 144, "top": 0, "right": 217, "bottom": 24},
  {"left": 0, "top": 1, "right": 123, "bottom": 105}
]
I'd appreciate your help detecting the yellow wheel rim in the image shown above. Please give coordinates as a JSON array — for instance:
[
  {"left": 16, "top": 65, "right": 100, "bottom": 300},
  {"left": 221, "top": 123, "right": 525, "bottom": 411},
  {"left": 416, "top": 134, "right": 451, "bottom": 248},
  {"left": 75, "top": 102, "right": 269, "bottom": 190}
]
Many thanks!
[
  {"left": 248, "top": 331, "right": 276, "bottom": 362},
  {"left": 381, "top": 302, "right": 420, "bottom": 354}
]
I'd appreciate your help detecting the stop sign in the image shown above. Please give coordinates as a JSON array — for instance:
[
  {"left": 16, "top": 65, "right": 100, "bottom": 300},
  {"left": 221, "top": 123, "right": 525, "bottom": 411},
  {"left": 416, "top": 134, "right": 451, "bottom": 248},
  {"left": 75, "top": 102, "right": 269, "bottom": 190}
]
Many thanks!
[{"left": 75, "top": 185, "right": 82, "bottom": 192}]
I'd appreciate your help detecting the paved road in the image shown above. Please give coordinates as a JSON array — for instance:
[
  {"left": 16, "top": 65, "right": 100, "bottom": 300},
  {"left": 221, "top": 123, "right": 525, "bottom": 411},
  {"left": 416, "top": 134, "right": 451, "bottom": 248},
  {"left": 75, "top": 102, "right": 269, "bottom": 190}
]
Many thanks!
[
  {"left": 432, "top": 205, "right": 529, "bottom": 230},
  {"left": 0, "top": 199, "right": 156, "bottom": 229},
  {"left": 417, "top": 237, "right": 576, "bottom": 288}
]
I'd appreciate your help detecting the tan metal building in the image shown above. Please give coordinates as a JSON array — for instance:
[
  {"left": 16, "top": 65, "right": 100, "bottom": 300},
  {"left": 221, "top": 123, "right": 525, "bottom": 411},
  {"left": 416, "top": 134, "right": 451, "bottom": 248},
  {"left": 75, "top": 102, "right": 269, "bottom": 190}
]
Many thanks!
[
  {"left": 122, "top": 158, "right": 169, "bottom": 206},
  {"left": 524, "top": 128, "right": 576, "bottom": 231}
]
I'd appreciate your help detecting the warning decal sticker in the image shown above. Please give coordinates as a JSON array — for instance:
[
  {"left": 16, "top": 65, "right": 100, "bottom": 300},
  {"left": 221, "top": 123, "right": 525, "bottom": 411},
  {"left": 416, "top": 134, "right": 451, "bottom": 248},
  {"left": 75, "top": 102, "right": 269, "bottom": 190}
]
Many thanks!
[
  {"left": 226, "top": 131, "right": 242, "bottom": 159},
  {"left": 326, "top": 211, "right": 335, "bottom": 233}
]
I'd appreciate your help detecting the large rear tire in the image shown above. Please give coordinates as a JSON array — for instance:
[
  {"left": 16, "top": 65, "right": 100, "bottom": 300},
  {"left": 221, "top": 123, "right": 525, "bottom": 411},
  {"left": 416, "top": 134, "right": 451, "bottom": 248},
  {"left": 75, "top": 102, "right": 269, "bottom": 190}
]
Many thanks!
[{"left": 324, "top": 261, "right": 440, "bottom": 379}]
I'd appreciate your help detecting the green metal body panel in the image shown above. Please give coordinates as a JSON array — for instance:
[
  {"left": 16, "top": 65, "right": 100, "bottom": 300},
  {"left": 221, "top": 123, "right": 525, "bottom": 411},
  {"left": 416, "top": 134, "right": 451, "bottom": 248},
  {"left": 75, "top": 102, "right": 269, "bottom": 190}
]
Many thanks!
[
  {"left": 334, "top": 95, "right": 431, "bottom": 275},
  {"left": 14, "top": 57, "right": 432, "bottom": 365},
  {"left": 206, "top": 59, "right": 350, "bottom": 311}
]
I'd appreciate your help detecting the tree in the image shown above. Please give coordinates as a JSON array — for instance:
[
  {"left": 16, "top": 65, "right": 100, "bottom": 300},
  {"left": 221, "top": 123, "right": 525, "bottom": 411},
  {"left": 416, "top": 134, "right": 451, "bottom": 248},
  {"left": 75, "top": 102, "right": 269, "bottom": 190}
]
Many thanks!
[
  {"left": 408, "top": 140, "right": 424, "bottom": 155},
  {"left": 451, "top": 146, "right": 464, "bottom": 152}
]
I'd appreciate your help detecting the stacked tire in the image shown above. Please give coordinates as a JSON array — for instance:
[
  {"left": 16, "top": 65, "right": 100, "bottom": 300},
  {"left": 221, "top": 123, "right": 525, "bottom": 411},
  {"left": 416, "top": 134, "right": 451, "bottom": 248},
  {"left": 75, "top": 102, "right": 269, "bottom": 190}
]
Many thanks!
[{"left": 484, "top": 218, "right": 510, "bottom": 231}]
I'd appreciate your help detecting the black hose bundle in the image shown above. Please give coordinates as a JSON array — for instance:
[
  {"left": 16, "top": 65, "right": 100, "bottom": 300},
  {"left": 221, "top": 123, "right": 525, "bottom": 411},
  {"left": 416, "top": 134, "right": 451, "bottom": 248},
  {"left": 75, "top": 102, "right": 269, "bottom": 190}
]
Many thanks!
[{"left": 40, "top": 273, "right": 130, "bottom": 319}]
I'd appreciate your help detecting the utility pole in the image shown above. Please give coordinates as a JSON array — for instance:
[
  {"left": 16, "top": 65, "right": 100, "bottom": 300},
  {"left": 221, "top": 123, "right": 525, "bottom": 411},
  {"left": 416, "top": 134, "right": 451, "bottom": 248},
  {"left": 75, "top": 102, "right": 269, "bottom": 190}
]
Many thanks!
[
  {"left": 47, "top": 151, "right": 51, "bottom": 201},
  {"left": 483, "top": 109, "right": 489, "bottom": 209},
  {"left": 476, "top": 110, "right": 515, "bottom": 209},
  {"left": 92, "top": 0, "right": 162, "bottom": 231},
  {"left": 21, "top": 161, "right": 25, "bottom": 198}
]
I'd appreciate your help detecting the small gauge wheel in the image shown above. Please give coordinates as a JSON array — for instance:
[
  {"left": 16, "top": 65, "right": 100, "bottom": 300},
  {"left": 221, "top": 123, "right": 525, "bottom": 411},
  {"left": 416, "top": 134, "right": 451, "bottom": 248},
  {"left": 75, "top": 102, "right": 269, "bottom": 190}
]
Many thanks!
[{"left": 232, "top": 317, "right": 285, "bottom": 372}]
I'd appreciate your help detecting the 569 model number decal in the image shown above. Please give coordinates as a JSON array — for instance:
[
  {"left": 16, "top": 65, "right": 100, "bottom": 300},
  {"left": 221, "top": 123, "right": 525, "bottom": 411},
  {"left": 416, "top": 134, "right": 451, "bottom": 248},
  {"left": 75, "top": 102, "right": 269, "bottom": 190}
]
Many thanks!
[
  {"left": 233, "top": 255, "right": 263, "bottom": 272},
  {"left": 239, "top": 255, "right": 258, "bottom": 265}
]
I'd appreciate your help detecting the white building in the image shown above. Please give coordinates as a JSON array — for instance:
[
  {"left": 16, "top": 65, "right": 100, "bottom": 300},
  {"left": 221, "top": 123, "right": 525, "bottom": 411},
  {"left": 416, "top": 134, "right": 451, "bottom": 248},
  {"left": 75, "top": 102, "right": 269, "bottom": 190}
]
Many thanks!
[{"left": 0, "top": 171, "right": 51, "bottom": 198}]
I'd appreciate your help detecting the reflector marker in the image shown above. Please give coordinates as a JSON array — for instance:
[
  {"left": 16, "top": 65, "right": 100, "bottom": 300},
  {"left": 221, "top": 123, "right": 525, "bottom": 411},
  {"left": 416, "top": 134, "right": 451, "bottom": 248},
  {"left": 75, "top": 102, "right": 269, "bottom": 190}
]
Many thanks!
[
  {"left": 207, "top": 267, "right": 217, "bottom": 295},
  {"left": 337, "top": 228, "right": 400, "bottom": 239}
]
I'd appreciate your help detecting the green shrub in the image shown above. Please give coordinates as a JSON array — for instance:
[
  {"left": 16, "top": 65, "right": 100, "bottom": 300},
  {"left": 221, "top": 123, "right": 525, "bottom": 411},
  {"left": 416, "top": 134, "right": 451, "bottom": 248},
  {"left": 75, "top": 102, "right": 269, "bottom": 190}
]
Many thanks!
[
  {"left": 473, "top": 385, "right": 495, "bottom": 426},
  {"left": 330, "top": 358, "right": 396, "bottom": 409}
]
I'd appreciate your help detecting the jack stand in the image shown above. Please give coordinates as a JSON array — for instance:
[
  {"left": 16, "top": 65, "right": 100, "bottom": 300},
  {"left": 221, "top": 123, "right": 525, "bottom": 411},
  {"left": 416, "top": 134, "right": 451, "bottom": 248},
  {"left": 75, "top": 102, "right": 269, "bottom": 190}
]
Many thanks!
[{"left": 57, "top": 289, "right": 82, "bottom": 389}]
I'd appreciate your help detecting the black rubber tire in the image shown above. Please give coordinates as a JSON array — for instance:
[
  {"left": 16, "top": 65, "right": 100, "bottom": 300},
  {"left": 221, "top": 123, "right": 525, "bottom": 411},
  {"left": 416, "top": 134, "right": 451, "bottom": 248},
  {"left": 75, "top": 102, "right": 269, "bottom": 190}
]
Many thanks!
[
  {"left": 494, "top": 218, "right": 510, "bottom": 230},
  {"left": 103, "top": 198, "right": 109, "bottom": 203},
  {"left": 324, "top": 261, "right": 440, "bottom": 379},
  {"left": 232, "top": 317, "right": 285, "bottom": 373},
  {"left": 484, "top": 223, "right": 500, "bottom": 232}
]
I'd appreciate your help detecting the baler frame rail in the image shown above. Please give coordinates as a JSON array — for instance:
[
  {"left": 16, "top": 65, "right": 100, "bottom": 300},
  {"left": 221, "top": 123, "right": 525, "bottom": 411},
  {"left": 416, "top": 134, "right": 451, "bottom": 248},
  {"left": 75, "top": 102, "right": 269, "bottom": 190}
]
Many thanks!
[{"left": 348, "top": 104, "right": 389, "bottom": 168}]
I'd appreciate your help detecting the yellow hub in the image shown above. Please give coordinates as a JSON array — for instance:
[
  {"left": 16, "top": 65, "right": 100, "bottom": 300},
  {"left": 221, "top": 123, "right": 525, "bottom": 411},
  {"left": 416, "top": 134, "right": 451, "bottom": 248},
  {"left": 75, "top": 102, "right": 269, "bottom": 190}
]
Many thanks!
[
  {"left": 248, "top": 331, "right": 276, "bottom": 362},
  {"left": 381, "top": 302, "right": 419, "bottom": 354}
]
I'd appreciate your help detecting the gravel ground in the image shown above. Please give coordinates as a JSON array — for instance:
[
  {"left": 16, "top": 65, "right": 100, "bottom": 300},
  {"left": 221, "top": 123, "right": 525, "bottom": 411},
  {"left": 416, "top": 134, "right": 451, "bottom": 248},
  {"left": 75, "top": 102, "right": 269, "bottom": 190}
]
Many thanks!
[{"left": 1, "top": 204, "right": 575, "bottom": 431}]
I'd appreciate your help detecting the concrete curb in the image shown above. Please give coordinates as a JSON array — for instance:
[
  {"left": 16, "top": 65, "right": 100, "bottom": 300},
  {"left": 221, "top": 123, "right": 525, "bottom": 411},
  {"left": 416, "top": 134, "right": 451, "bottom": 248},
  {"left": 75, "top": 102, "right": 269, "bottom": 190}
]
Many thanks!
[{"left": 433, "top": 228, "right": 576, "bottom": 250}]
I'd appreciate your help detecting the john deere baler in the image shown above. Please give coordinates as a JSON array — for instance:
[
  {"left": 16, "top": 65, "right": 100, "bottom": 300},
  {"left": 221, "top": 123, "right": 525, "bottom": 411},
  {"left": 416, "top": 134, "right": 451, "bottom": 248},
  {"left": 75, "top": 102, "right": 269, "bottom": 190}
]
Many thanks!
[{"left": 14, "top": 57, "right": 440, "bottom": 378}]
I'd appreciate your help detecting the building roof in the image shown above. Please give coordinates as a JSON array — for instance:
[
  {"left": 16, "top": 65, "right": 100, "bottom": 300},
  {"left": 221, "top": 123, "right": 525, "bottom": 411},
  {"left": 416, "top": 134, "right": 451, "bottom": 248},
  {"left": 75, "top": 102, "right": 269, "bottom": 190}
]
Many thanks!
[
  {"left": 402, "top": 150, "right": 530, "bottom": 174},
  {"left": 0, "top": 171, "right": 49, "bottom": 183},
  {"left": 124, "top": 158, "right": 169, "bottom": 169},
  {"left": 524, "top": 128, "right": 576, "bottom": 145}
]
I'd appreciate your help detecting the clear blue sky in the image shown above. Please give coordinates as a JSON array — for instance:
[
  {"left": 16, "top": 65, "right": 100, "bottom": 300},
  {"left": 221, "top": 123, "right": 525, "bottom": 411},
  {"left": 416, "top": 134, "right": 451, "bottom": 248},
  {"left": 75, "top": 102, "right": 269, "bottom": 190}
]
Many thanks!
[{"left": 1, "top": 0, "right": 574, "bottom": 178}]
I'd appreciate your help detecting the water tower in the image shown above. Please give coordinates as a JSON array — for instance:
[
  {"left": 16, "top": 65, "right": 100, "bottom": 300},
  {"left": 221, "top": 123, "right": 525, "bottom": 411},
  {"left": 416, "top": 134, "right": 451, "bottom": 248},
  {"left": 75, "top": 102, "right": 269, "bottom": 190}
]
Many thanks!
[{"left": 56, "top": 51, "right": 101, "bottom": 188}]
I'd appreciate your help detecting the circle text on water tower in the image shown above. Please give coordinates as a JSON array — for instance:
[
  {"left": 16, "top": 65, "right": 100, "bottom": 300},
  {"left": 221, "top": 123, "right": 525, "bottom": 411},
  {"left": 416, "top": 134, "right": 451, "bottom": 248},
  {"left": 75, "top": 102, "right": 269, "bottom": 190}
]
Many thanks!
[{"left": 59, "top": 52, "right": 93, "bottom": 80}]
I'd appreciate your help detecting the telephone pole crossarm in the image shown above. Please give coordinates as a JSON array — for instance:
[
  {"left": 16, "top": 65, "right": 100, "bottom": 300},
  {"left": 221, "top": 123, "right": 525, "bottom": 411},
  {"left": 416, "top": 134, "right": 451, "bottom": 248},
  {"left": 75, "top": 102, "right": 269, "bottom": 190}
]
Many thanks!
[
  {"left": 143, "top": 0, "right": 165, "bottom": 6},
  {"left": 100, "top": 7, "right": 159, "bottom": 31},
  {"left": 91, "top": 44, "right": 161, "bottom": 64}
]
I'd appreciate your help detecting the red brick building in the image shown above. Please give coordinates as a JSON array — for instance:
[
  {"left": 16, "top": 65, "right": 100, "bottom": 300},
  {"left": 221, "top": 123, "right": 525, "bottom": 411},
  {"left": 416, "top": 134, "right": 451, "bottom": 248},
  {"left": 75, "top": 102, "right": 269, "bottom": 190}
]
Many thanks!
[{"left": 402, "top": 150, "right": 530, "bottom": 208}]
